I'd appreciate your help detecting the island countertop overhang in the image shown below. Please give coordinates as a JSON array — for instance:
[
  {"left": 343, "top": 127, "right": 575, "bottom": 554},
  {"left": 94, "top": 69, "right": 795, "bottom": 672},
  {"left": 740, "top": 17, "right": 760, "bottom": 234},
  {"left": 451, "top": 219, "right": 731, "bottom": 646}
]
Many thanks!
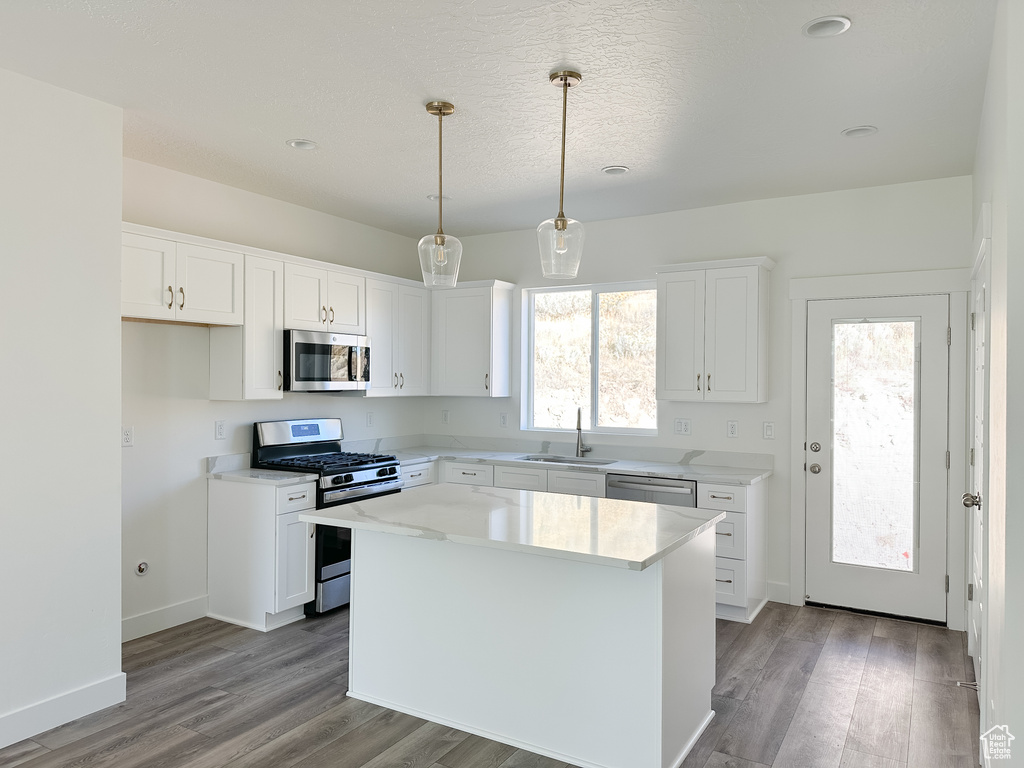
[{"left": 300, "top": 483, "right": 725, "bottom": 571}]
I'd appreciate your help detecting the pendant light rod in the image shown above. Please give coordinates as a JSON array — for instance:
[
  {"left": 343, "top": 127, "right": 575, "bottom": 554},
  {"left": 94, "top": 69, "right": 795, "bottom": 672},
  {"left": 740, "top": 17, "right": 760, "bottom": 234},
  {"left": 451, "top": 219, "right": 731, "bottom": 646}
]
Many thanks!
[
  {"left": 549, "top": 71, "right": 581, "bottom": 224},
  {"left": 425, "top": 101, "right": 455, "bottom": 239}
]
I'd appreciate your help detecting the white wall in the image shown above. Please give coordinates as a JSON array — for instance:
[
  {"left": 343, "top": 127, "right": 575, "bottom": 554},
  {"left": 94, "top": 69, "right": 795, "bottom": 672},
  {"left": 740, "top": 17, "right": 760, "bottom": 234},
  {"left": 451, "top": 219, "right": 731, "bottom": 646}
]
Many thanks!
[
  {"left": 121, "top": 160, "right": 426, "bottom": 638},
  {"left": 452, "top": 176, "right": 974, "bottom": 599},
  {"left": 971, "top": 0, "right": 1022, "bottom": 747},
  {"left": 0, "top": 69, "right": 124, "bottom": 748}
]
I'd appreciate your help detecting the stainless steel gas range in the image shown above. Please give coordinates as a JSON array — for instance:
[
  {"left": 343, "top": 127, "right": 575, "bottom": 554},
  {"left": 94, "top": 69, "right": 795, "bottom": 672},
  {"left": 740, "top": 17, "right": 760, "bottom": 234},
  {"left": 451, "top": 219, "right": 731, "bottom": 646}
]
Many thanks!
[{"left": 251, "top": 418, "right": 401, "bottom": 613}]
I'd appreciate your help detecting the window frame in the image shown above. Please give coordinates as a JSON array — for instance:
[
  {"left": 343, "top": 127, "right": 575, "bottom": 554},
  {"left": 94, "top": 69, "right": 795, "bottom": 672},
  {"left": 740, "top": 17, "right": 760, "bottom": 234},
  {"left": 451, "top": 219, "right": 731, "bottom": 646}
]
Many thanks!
[{"left": 525, "top": 280, "right": 658, "bottom": 435}]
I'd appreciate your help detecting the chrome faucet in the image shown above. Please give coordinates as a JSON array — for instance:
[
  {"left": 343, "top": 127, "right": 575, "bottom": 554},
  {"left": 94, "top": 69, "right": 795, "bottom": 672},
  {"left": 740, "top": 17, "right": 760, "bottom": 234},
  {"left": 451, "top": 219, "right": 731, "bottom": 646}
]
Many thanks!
[{"left": 575, "top": 407, "right": 592, "bottom": 457}]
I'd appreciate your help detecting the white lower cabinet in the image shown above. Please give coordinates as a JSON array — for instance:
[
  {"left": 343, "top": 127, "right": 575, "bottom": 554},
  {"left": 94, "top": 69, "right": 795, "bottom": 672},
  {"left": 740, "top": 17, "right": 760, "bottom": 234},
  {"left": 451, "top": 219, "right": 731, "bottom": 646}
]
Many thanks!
[
  {"left": 701, "top": 481, "right": 767, "bottom": 623},
  {"left": 444, "top": 462, "right": 494, "bottom": 486},
  {"left": 494, "top": 465, "right": 548, "bottom": 492},
  {"left": 208, "top": 479, "right": 315, "bottom": 631},
  {"left": 546, "top": 470, "right": 606, "bottom": 497},
  {"left": 402, "top": 462, "right": 437, "bottom": 488}
]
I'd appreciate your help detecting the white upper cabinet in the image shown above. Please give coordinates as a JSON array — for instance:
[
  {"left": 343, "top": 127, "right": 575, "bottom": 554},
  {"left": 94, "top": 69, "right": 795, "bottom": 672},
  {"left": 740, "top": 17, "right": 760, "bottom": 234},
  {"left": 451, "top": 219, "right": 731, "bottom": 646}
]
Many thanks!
[
  {"left": 366, "top": 278, "right": 431, "bottom": 397},
  {"left": 431, "top": 281, "right": 513, "bottom": 397},
  {"left": 657, "top": 257, "right": 773, "bottom": 403},
  {"left": 121, "top": 231, "right": 243, "bottom": 325},
  {"left": 284, "top": 263, "right": 365, "bottom": 334},
  {"left": 210, "top": 254, "right": 285, "bottom": 400}
]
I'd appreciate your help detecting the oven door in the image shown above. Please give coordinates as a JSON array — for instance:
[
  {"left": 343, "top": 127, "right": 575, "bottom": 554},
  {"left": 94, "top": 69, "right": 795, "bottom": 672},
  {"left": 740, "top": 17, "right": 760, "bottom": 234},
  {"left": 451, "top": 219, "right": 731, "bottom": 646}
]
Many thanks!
[{"left": 284, "top": 329, "right": 370, "bottom": 391}]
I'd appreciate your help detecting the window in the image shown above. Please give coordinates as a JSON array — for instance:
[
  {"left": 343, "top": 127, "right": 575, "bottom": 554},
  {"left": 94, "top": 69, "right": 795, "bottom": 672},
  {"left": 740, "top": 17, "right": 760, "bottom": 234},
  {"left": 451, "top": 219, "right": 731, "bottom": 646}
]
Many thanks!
[{"left": 527, "top": 283, "right": 657, "bottom": 432}]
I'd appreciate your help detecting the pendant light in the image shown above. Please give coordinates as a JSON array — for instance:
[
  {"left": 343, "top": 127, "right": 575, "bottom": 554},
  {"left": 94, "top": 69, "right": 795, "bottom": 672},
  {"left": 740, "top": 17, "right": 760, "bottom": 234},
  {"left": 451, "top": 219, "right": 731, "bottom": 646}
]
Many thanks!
[
  {"left": 537, "top": 71, "right": 585, "bottom": 279},
  {"left": 418, "top": 101, "right": 462, "bottom": 287}
]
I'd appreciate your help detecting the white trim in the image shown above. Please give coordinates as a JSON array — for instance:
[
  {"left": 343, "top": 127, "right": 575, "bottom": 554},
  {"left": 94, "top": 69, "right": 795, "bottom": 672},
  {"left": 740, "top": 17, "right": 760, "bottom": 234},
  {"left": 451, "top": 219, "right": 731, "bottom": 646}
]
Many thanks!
[
  {"left": 790, "top": 268, "right": 971, "bottom": 299},
  {"left": 768, "top": 580, "right": 791, "bottom": 604},
  {"left": 121, "top": 595, "right": 208, "bottom": 642},
  {"left": 947, "top": 291, "right": 969, "bottom": 631},
  {"left": 0, "top": 673, "right": 126, "bottom": 749},
  {"left": 790, "top": 269, "right": 971, "bottom": 619},
  {"left": 656, "top": 256, "right": 776, "bottom": 274}
]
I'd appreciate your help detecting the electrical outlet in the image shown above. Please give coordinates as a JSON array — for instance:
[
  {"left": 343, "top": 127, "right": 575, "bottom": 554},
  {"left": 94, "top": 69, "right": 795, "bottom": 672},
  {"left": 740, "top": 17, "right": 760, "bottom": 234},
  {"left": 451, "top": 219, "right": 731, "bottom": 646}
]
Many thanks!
[
  {"left": 214, "top": 420, "right": 226, "bottom": 440},
  {"left": 441, "top": 410, "right": 450, "bottom": 425},
  {"left": 727, "top": 420, "right": 739, "bottom": 438},
  {"left": 122, "top": 426, "right": 134, "bottom": 447},
  {"left": 499, "top": 412, "right": 509, "bottom": 428},
  {"left": 366, "top": 412, "right": 374, "bottom": 427},
  {"left": 674, "top": 418, "right": 691, "bottom": 436},
  {"left": 763, "top": 421, "right": 775, "bottom": 439}
]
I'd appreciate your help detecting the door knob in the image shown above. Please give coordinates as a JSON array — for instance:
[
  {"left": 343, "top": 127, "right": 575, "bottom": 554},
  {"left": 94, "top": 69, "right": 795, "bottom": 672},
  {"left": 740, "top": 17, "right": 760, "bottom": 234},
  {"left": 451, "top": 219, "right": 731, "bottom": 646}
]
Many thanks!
[
  {"left": 962, "top": 492, "right": 982, "bottom": 509},
  {"left": 809, "top": 463, "right": 822, "bottom": 474}
]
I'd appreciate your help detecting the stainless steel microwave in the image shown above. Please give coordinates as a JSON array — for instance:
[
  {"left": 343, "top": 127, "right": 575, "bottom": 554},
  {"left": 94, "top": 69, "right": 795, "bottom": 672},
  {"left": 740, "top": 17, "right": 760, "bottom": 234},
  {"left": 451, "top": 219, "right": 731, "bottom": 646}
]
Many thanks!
[{"left": 284, "top": 329, "right": 371, "bottom": 392}]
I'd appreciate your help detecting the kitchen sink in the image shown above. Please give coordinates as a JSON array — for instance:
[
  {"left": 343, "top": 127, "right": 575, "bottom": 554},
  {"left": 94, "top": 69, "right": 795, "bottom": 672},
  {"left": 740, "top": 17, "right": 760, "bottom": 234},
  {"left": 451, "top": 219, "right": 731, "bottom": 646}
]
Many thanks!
[{"left": 517, "top": 455, "right": 617, "bottom": 466}]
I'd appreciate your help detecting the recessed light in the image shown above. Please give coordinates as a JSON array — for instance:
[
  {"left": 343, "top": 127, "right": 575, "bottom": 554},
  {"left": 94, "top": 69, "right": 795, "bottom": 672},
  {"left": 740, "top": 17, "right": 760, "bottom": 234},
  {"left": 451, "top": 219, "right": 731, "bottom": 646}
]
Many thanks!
[
  {"left": 286, "top": 138, "right": 318, "bottom": 150},
  {"left": 602, "top": 165, "right": 629, "bottom": 175},
  {"left": 802, "top": 15, "right": 852, "bottom": 38},
  {"left": 841, "top": 125, "right": 878, "bottom": 138}
]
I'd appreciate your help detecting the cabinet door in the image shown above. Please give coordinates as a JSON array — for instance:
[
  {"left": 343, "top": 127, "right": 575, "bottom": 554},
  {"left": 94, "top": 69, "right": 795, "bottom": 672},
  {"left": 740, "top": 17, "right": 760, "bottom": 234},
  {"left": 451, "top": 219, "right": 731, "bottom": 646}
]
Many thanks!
[
  {"left": 494, "top": 465, "right": 548, "bottom": 491},
  {"left": 121, "top": 232, "right": 176, "bottom": 320},
  {"left": 366, "top": 279, "right": 398, "bottom": 394},
  {"left": 175, "top": 243, "right": 244, "bottom": 325},
  {"left": 284, "top": 263, "right": 329, "bottom": 331},
  {"left": 657, "top": 270, "right": 706, "bottom": 401},
  {"left": 396, "top": 285, "right": 430, "bottom": 396},
  {"left": 275, "top": 510, "right": 315, "bottom": 612},
  {"left": 327, "top": 271, "right": 366, "bottom": 334},
  {"left": 704, "top": 266, "right": 759, "bottom": 402},
  {"left": 244, "top": 255, "right": 284, "bottom": 399},
  {"left": 547, "top": 470, "right": 606, "bottom": 497},
  {"left": 432, "top": 287, "right": 492, "bottom": 396}
]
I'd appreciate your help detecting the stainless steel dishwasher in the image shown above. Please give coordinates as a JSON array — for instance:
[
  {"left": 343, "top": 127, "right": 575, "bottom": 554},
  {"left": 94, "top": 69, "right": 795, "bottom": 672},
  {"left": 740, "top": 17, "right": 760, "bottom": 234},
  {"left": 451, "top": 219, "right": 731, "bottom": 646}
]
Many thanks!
[{"left": 605, "top": 474, "right": 696, "bottom": 507}]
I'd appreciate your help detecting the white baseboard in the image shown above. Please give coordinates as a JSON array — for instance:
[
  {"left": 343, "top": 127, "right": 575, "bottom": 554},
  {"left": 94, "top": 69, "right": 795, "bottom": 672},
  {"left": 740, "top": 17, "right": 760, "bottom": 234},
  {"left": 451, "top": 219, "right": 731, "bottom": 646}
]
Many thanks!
[
  {"left": 768, "top": 580, "right": 793, "bottom": 604},
  {"left": 121, "top": 595, "right": 208, "bottom": 642},
  {"left": 0, "top": 672, "right": 125, "bottom": 750}
]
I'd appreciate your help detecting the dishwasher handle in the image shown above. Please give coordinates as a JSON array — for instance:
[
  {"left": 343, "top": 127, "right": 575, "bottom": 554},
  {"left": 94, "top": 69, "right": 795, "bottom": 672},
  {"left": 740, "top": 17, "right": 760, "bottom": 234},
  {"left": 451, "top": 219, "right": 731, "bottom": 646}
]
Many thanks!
[{"left": 606, "top": 477, "right": 695, "bottom": 495}]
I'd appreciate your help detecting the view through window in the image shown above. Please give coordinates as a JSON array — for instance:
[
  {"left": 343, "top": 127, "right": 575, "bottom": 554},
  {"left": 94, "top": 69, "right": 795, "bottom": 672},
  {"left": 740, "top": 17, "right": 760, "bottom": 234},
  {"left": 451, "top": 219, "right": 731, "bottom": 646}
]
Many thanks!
[{"left": 530, "top": 285, "right": 657, "bottom": 431}]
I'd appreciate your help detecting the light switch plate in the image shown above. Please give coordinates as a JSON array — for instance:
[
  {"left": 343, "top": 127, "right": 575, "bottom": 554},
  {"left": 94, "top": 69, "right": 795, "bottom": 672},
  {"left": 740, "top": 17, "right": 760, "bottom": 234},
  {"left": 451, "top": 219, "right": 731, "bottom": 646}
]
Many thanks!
[
  {"left": 441, "top": 410, "right": 450, "bottom": 425},
  {"left": 763, "top": 421, "right": 775, "bottom": 439},
  {"left": 499, "top": 413, "right": 509, "bottom": 428},
  {"left": 674, "top": 418, "right": 691, "bottom": 436},
  {"left": 366, "top": 412, "right": 374, "bottom": 427}
]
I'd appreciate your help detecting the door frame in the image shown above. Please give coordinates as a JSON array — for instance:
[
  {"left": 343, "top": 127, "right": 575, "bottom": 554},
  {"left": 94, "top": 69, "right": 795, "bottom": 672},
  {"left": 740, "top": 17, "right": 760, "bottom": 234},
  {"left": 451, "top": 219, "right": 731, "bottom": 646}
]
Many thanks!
[{"left": 789, "top": 268, "right": 971, "bottom": 630}]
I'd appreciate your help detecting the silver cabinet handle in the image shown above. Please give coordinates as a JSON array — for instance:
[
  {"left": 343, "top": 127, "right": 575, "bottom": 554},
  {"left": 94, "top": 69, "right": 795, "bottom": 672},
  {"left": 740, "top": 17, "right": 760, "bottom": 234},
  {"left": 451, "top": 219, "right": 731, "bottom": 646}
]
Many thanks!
[
  {"left": 309, "top": 529, "right": 314, "bottom": 538},
  {"left": 697, "top": 373, "right": 701, "bottom": 391},
  {"left": 484, "top": 373, "right": 489, "bottom": 390},
  {"left": 179, "top": 287, "right": 185, "bottom": 310},
  {"left": 400, "top": 373, "right": 404, "bottom": 389},
  {"left": 329, "top": 306, "right": 335, "bottom": 323},
  {"left": 277, "top": 371, "right": 283, "bottom": 391},
  {"left": 321, "top": 306, "right": 328, "bottom": 323},
  {"left": 608, "top": 480, "right": 692, "bottom": 494},
  {"left": 394, "top": 373, "right": 399, "bottom": 388},
  {"left": 716, "top": 578, "right": 733, "bottom": 584},
  {"left": 716, "top": 531, "right": 733, "bottom": 536},
  {"left": 709, "top": 493, "right": 733, "bottom": 500},
  {"left": 409, "top": 472, "right": 422, "bottom": 479},
  {"left": 461, "top": 471, "right": 477, "bottom": 476},
  {"left": 707, "top": 373, "right": 711, "bottom": 391},
  {"left": 167, "top": 285, "right": 174, "bottom": 309},
  {"left": 288, "top": 492, "right": 307, "bottom": 501}
]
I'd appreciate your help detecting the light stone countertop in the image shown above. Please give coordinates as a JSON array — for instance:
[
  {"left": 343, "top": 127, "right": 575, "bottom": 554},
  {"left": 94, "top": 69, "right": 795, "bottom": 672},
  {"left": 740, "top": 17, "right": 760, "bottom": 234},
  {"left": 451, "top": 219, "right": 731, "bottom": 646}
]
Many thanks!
[
  {"left": 207, "top": 468, "right": 318, "bottom": 486},
  {"left": 301, "top": 483, "right": 726, "bottom": 571},
  {"left": 393, "top": 446, "right": 771, "bottom": 485}
]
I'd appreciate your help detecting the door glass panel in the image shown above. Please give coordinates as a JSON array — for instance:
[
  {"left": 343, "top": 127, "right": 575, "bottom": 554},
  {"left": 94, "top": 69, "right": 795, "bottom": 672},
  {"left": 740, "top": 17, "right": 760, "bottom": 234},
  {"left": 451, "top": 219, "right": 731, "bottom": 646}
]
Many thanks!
[{"left": 832, "top": 320, "right": 918, "bottom": 571}]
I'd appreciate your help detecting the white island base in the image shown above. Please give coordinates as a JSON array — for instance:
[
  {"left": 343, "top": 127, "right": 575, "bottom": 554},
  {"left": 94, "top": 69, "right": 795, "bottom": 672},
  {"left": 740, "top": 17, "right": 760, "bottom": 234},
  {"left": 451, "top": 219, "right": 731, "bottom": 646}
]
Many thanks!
[{"left": 309, "top": 486, "right": 721, "bottom": 768}]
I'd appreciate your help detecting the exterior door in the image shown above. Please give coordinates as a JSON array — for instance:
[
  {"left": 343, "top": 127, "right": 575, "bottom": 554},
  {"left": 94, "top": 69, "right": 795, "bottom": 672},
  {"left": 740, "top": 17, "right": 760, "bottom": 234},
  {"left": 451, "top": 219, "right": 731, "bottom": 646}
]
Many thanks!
[{"left": 805, "top": 295, "right": 950, "bottom": 622}]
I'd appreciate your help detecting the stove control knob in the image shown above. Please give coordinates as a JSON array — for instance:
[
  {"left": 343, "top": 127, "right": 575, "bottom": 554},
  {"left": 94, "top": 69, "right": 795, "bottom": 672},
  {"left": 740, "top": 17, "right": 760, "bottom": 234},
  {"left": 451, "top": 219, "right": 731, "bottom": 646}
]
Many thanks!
[{"left": 377, "top": 468, "right": 388, "bottom": 478}]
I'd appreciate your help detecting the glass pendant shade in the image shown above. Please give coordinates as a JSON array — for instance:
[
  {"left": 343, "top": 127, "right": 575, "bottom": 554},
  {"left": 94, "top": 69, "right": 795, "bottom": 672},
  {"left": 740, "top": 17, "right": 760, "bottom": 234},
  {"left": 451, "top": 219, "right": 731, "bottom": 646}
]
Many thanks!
[
  {"left": 536, "top": 217, "right": 585, "bottom": 279},
  {"left": 418, "top": 232, "right": 462, "bottom": 287}
]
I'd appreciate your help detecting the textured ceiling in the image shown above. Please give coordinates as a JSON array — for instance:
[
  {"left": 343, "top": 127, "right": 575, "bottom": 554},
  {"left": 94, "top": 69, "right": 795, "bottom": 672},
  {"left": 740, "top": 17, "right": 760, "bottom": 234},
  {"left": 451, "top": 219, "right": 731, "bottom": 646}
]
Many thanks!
[{"left": 0, "top": 1, "right": 996, "bottom": 237}]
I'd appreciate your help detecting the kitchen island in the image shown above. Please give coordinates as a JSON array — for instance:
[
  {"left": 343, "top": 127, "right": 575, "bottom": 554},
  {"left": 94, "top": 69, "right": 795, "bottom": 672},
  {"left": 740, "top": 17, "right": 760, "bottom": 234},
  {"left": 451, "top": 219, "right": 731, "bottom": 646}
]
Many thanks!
[{"left": 301, "top": 484, "right": 725, "bottom": 768}]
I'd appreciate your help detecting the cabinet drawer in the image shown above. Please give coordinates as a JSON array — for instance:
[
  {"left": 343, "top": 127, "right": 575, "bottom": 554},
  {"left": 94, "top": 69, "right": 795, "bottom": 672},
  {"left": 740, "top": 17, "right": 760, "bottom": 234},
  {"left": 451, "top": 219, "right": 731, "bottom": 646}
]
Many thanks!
[
  {"left": 494, "top": 465, "right": 548, "bottom": 491},
  {"left": 715, "top": 511, "right": 747, "bottom": 559},
  {"left": 547, "top": 470, "right": 605, "bottom": 498},
  {"left": 715, "top": 556, "right": 748, "bottom": 607},
  {"left": 277, "top": 483, "right": 316, "bottom": 513},
  {"left": 698, "top": 483, "right": 746, "bottom": 512},
  {"left": 444, "top": 462, "right": 494, "bottom": 486},
  {"left": 402, "top": 462, "right": 436, "bottom": 488}
]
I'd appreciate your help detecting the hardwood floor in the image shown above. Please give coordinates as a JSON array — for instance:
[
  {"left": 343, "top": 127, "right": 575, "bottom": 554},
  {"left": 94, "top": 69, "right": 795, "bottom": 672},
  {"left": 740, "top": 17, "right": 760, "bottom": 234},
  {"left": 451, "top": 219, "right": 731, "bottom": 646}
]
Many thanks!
[{"left": 0, "top": 603, "right": 980, "bottom": 768}]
